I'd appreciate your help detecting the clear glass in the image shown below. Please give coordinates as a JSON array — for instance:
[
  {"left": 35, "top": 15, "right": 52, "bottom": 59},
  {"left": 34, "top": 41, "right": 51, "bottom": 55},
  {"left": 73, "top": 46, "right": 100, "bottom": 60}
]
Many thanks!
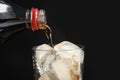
[{"left": 32, "top": 44, "right": 84, "bottom": 80}]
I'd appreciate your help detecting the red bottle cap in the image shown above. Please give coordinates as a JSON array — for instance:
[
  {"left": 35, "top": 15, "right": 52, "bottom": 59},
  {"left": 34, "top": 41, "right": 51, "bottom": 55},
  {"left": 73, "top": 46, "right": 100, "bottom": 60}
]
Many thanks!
[{"left": 31, "top": 8, "right": 38, "bottom": 30}]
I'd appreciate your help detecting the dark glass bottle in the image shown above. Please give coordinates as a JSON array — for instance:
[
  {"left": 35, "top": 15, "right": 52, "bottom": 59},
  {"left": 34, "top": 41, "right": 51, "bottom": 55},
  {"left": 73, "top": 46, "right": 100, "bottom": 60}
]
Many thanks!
[{"left": 0, "top": 8, "right": 48, "bottom": 45}]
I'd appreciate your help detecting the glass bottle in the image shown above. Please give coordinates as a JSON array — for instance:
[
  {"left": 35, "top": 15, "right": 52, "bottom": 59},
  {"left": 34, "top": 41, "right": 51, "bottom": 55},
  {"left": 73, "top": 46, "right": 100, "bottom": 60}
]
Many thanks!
[{"left": 0, "top": 8, "right": 48, "bottom": 45}]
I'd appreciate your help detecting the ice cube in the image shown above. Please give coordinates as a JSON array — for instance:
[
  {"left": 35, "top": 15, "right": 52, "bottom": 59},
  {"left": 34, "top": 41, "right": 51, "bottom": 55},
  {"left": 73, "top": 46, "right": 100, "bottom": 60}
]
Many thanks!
[
  {"left": 54, "top": 41, "right": 84, "bottom": 76},
  {"left": 54, "top": 41, "right": 84, "bottom": 63},
  {"left": 34, "top": 44, "right": 55, "bottom": 74},
  {"left": 54, "top": 41, "right": 80, "bottom": 51}
]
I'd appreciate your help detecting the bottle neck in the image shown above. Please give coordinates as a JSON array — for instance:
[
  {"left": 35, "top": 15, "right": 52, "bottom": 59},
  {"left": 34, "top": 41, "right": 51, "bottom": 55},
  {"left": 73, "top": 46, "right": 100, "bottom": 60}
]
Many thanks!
[{"left": 26, "top": 8, "right": 47, "bottom": 31}]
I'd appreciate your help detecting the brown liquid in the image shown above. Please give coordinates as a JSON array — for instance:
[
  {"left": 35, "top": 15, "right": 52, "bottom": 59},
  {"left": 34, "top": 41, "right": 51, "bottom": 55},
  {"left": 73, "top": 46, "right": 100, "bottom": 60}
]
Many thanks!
[
  {"left": 37, "top": 22, "right": 53, "bottom": 47},
  {"left": 44, "top": 25, "right": 54, "bottom": 47}
]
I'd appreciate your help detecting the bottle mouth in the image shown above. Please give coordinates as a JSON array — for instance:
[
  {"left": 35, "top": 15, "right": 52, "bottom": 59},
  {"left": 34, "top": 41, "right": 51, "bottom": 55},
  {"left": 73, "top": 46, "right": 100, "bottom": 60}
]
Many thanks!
[{"left": 25, "top": 8, "right": 47, "bottom": 31}]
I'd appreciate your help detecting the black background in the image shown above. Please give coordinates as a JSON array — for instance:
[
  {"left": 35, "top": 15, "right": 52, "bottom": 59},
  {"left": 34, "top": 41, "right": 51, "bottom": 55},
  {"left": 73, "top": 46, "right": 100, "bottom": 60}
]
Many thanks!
[{"left": 0, "top": 0, "right": 118, "bottom": 80}]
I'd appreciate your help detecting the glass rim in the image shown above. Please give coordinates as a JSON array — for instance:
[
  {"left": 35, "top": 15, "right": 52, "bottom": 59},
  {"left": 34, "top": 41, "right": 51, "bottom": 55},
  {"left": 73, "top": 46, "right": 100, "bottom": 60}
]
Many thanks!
[{"left": 32, "top": 44, "right": 84, "bottom": 51}]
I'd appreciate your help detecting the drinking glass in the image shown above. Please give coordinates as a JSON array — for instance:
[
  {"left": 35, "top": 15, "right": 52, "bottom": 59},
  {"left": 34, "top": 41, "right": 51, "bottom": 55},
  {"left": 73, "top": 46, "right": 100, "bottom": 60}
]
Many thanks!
[{"left": 32, "top": 44, "right": 84, "bottom": 80}]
